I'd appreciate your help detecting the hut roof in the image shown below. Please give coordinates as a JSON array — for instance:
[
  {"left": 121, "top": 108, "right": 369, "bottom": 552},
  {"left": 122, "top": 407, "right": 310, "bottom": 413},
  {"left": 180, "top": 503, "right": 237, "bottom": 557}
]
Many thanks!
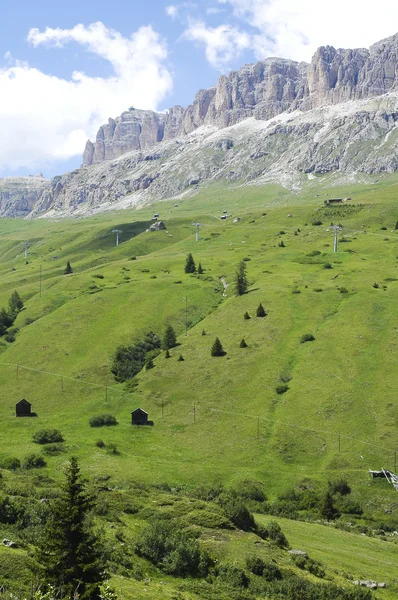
[
  {"left": 16, "top": 399, "right": 31, "bottom": 407},
  {"left": 131, "top": 408, "right": 148, "bottom": 415}
]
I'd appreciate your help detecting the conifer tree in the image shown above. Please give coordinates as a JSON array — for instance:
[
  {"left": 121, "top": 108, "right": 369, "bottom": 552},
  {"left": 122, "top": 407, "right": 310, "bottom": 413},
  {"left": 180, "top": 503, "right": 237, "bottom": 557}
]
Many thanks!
[
  {"left": 320, "top": 491, "right": 340, "bottom": 521},
  {"left": 211, "top": 337, "right": 226, "bottom": 356},
  {"left": 165, "top": 349, "right": 171, "bottom": 358},
  {"left": 37, "top": 457, "right": 105, "bottom": 600},
  {"left": 243, "top": 311, "right": 250, "bottom": 320},
  {"left": 64, "top": 261, "right": 73, "bottom": 275},
  {"left": 256, "top": 303, "right": 267, "bottom": 317},
  {"left": 163, "top": 324, "right": 177, "bottom": 349},
  {"left": 8, "top": 290, "right": 23, "bottom": 314},
  {"left": 235, "top": 260, "right": 248, "bottom": 295},
  {"left": 177, "top": 354, "right": 184, "bottom": 361},
  {"left": 184, "top": 253, "right": 196, "bottom": 274},
  {"left": 197, "top": 262, "right": 204, "bottom": 274},
  {"left": 240, "top": 338, "right": 248, "bottom": 348}
]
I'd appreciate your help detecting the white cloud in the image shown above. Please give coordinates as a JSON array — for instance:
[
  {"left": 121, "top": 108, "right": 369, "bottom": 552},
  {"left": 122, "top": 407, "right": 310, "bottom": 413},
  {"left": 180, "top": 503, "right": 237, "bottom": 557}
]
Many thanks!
[
  {"left": 182, "top": 20, "right": 251, "bottom": 69},
  {"left": 165, "top": 5, "right": 179, "bottom": 19},
  {"left": 0, "top": 22, "right": 172, "bottom": 173},
  {"left": 218, "top": 0, "right": 398, "bottom": 62}
]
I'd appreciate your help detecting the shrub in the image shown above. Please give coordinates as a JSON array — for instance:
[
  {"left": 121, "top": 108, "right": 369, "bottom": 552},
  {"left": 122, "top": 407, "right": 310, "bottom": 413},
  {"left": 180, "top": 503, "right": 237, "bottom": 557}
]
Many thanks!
[
  {"left": 223, "top": 499, "right": 256, "bottom": 531},
  {"left": 244, "top": 311, "right": 251, "bottom": 320},
  {"left": 278, "top": 240, "right": 285, "bottom": 247},
  {"left": 276, "top": 384, "right": 289, "bottom": 395},
  {"left": 33, "top": 429, "right": 64, "bottom": 444},
  {"left": 258, "top": 521, "right": 289, "bottom": 547},
  {"left": 135, "top": 520, "right": 210, "bottom": 577},
  {"left": 339, "top": 287, "right": 348, "bottom": 294},
  {"left": 328, "top": 479, "right": 351, "bottom": 496},
  {"left": 233, "top": 480, "right": 267, "bottom": 502},
  {"left": 256, "top": 303, "right": 266, "bottom": 317},
  {"left": 4, "top": 329, "right": 17, "bottom": 342},
  {"left": 300, "top": 333, "right": 315, "bottom": 343},
  {"left": 89, "top": 414, "right": 118, "bottom": 427},
  {"left": 0, "top": 456, "right": 20, "bottom": 470},
  {"left": 240, "top": 338, "right": 248, "bottom": 348},
  {"left": 262, "top": 561, "right": 282, "bottom": 581},
  {"left": 320, "top": 491, "right": 341, "bottom": 521},
  {"left": 93, "top": 273, "right": 104, "bottom": 279},
  {"left": 211, "top": 337, "right": 226, "bottom": 356},
  {"left": 312, "top": 220, "right": 323, "bottom": 226},
  {"left": 307, "top": 250, "right": 321, "bottom": 256},
  {"left": 246, "top": 555, "right": 265, "bottom": 576},
  {"left": 111, "top": 332, "right": 161, "bottom": 382},
  {"left": 24, "top": 317, "right": 36, "bottom": 325},
  {"left": 373, "top": 282, "right": 379, "bottom": 288},
  {"left": 22, "top": 454, "right": 46, "bottom": 469},
  {"left": 145, "top": 357, "right": 154, "bottom": 370},
  {"left": 96, "top": 440, "right": 105, "bottom": 448},
  {"left": 216, "top": 564, "right": 249, "bottom": 588},
  {"left": 106, "top": 443, "right": 119, "bottom": 455},
  {"left": 201, "top": 329, "right": 206, "bottom": 335},
  {"left": 323, "top": 262, "right": 333, "bottom": 269}
]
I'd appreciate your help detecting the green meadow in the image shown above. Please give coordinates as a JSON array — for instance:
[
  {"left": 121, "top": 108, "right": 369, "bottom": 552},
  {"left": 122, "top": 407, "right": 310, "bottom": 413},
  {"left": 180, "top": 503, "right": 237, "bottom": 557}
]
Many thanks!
[{"left": 0, "top": 175, "right": 397, "bottom": 598}]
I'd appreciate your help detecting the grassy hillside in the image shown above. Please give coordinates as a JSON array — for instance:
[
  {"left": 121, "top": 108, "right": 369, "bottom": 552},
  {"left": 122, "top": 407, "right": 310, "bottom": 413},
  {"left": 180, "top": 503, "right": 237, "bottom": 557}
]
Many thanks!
[{"left": 0, "top": 176, "right": 397, "bottom": 598}]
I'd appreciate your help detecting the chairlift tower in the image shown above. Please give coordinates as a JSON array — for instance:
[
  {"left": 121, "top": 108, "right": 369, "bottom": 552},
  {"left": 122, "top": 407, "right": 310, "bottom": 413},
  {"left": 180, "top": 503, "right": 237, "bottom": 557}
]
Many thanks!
[
  {"left": 192, "top": 222, "right": 204, "bottom": 242},
  {"left": 331, "top": 225, "right": 343, "bottom": 253},
  {"left": 111, "top": 229, "right": 122, "bottom": 247}
]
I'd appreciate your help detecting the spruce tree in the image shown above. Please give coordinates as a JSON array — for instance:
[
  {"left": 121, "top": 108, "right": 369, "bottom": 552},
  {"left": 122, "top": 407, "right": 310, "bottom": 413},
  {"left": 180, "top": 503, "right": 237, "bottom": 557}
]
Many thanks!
[
  {"left": 240, "top": 338, "right": 248, "bottom": 348},
  {"left": 64, "top": 261, "right": 73, "bottom": 275},
  {"left": 197, "top": 262, "right": 204, "bottom": 274},
  {"left": 243, "top": 311, "right": 250, "bottom": 320},
  {"left": 211, "top": 337, "right": 226, "bottom": 356},
  {"left": 235, "top": 260, "right": 248, "bottom": 295},
  {"left": 163, "top": 324, "right": 177, "bottom": 349},
  {"left": 184, "top": 253, "right": 196, "bottom": 274},
  {"left": 256, "top": 303, "right": 266, "bottom": 317},
  {"left": 165, "top": 349, "right": 171, "bottom": 358},
  {"left": 177, "top": 354, "right": 184, "bottom": 361},
  {"left": 320, "top": 491, "right": 340, "bottom": 521},
  {"left": 37, "top": 457, "right": 105, "bottom": 600},
  {"left": 8, "top": 290, "right": 23, "bottom": 314}
]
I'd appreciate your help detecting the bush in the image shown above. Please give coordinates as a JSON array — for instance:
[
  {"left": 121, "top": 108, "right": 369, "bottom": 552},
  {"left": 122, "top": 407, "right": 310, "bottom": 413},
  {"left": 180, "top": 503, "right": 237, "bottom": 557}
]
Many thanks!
[
  {"left": 233, "top": 480, "right": 267, "bottom": 502},
  {"left": 22, "top": 454, "right": 46, "bottom": 469},
  {"left": 223, "top": 499, "right": 256, "bottom": 531},
  {"left": 4, "top": 329, "right": 18, "bottom": 342},
  {"left": 89, "top": 414, "right": 118, "bottom": 427},
  {"left": 246, "top": 555, "right": 265, "bottom": 576},
  {"left": 0, "top": 456, "right": 20, "bottom": 470},
  {"left": 262, "top": 561, "right": 282, "bottom": 581},
  {"left": 328, "top": 479, "right": 351, "bottom": 496},
  {"left": 106, "top": 443, "right": 119, "bottom": 455},
  {"left": 339, "top": 287, "right": 348, "bottom": 294},
  {"left": 96, "top": 440, "right": 105, "bottom": 448},
  {"left": 135, "top": 520, "right": 210, "bottom": 577},
  {"left": 216, "top": 563, "right": 249, "bottom": 588},
  {"left": 41, "top": 443, "right": 66, "bottom": 455},
  {"left": 111, "top": 332, "right": 161, "bottom": 382},
  {"left": 258, "top": 521, "right": 289, "bottom": 548},
  {"left": 300, "top": 333, "right": 315, "bottom": 343},
  {"left": 323, "top": 262, "right": 333, "bottom": 269},
  {"left": 33, "top": 429, "right": 64, "bottom": 444},
  {"left": 276, "top": 384, "right": 289, "bottom": 395}
]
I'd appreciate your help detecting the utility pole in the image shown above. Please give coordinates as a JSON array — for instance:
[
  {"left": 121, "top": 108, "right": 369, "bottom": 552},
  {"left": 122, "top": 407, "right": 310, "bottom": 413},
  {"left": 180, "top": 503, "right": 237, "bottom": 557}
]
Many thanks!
[
  {"left": 161, "top": 400, "right": 164, "bottom": 418},
  {"left": 193, "top": 403, "right": 196, "bottom": 423},
  {"left": 338, "top": 431, "right": 341, "bottom": 454},
  {"left": 39, "top": 265, "right": 42, "bottom": 297},
  {"left": 24, "top": 241, "right": 30, "bottom": 260},
  {"left": 185, "top": 296, "right": 188, "bottom": 335},
  {"left": 395, "top": 449, "right": 397, "bottom": 473},
  {"left": 192, "top": 222, "right": 204, "bottom": 242},
  {"left": 112, "top": 229, "right": 122, "bottom": 247},
  {"left": 257, "top": 416, "right": 260, "bottom": 439},
  {"left": 331, "top": 225, "right": 343, "bottom": 253}
]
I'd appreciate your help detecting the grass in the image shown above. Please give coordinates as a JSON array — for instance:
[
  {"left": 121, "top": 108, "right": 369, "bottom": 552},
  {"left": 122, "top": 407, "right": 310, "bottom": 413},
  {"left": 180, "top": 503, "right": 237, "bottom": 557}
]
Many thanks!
[{"left": 0, "top": 176, "right": 398, "bottom": 596}]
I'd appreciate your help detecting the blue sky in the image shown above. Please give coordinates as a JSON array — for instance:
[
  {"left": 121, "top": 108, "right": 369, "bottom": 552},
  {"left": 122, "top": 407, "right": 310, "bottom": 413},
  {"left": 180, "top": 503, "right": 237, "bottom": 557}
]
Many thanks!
[{"left": 2, "top": 0, "right": 398, "bottom": 178}]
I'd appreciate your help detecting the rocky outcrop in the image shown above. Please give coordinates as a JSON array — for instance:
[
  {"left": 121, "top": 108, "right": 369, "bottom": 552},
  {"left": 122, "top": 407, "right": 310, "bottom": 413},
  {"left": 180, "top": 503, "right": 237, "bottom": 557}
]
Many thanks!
[
  {"left": 0, "top": 175, "right": 50, "bottom": 217},
  {"left": 82, "top": 32, "right": 398, "bottom": 166}
]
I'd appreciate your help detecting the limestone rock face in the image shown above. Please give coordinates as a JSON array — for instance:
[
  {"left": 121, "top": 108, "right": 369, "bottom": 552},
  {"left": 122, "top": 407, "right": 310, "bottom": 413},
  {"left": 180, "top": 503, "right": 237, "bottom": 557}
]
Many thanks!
[{"left": 0, "top": 175, "right": 50, "bottom": 217}]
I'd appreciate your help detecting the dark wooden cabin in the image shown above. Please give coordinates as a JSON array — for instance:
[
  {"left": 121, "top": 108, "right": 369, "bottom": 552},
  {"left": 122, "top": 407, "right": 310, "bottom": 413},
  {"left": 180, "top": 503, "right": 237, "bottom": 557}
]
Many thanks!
[
  {"left": 16, "top": 399, "right": 32, "bottom": 417},
  {"left": 131, "top": 408, "right": 154, "bottom": 426}
]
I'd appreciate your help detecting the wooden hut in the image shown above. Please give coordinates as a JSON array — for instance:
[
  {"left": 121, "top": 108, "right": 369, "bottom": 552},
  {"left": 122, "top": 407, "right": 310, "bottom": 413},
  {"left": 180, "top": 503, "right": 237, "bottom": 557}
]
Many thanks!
[
  {"left": 131, "top": 408, "right": 154, "bottom": 426},
  {"left": 16, "top": 399, "right": 32, "bottom": 417}
]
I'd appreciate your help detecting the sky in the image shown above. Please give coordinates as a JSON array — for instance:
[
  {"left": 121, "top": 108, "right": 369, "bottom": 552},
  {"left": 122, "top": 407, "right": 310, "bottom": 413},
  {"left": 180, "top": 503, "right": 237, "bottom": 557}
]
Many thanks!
[{"left": 2, "top": 0, "right": 398, "bottom": 178}]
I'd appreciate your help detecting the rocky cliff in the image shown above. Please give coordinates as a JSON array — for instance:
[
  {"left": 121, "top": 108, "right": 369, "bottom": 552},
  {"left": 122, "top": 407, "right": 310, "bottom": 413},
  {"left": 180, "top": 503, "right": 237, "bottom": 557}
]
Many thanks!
[
  {"left": 83, "top": 33, "right": 398, "bottom": 166},
  {"left": 3, "top": 33, "right": 398, "bottom": 218}
]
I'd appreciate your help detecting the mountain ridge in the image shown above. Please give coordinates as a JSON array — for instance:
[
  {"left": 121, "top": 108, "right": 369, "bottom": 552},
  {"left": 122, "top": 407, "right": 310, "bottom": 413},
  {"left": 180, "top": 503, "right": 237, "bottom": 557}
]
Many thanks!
[{"left": 3, "top": 32, "right": 398, "bottom": 217}]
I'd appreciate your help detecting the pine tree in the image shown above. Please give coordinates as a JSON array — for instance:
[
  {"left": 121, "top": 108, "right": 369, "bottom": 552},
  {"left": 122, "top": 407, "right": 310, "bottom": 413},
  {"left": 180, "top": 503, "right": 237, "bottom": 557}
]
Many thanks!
[
  {"left": 211, "top": 337, "right": 226, "bottom": 356},
  {"left": 197, "top": 262, "right": 204, "bottom": 274},
  {"left": 163, "top": 324, "right": 177, "bottom": 349},
  {"left": 256, "top": 303, "right": 266, "bottom": 317},
  {"left": 235, "top": 260, "right": 248, "bottom": 295},
  {"left": 177, "top": 354, "right": 184, "bottom": 361},
  {"left": 201, "top": 329, "right": 206, "bottom": 336},
  {"left": 184, "top": 253, "right": 196, "bottom": 274},
  {"left": 145, "top": 357, "right": 154, "bottom": 370},
  {"left": 395, "top": 221, "right": 398, "bottom": 230},
  {"left": 243, "top": 311, "right": 250, "bottom": 320},
  {"left": 37, "top": 457, "right": 106, "bottom": 600},
  {"left": 320, "top": 491, "right": 340, "bottom": 521},
  {"left": 278, "top": 240, "right": 285, "bottom": 248},
  {"left": 239, "top": 338, "right": 248, "bottom": 348},
  {"left": 8, "top": 290, "right": 23, "bottom": 315},
  {"left": 64, "top": 261, "right": 73, "bottom": 275},
  {"left": 165, "top": 349, "right": 171, "bottom": 358}
]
